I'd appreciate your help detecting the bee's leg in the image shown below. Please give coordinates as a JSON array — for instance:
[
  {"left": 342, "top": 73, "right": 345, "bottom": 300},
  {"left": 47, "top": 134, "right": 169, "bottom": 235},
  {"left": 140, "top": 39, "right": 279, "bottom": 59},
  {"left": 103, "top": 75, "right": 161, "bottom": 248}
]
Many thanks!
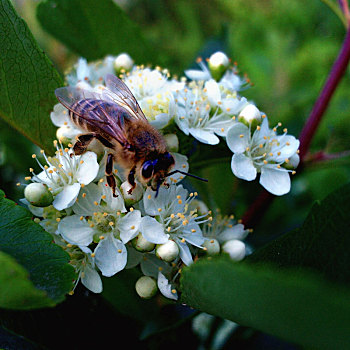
[
  {"left": 127, "top": 166, "right": 136, "bottom": 194},
  {"left": 105, "top": 153, "right": 117, "bottom": 197},
  {"left": 74, "top": 133, "right": 114, "bottom": 155},
  {"left": 73, "top": 133, "right": 96, "bottom": 155}
]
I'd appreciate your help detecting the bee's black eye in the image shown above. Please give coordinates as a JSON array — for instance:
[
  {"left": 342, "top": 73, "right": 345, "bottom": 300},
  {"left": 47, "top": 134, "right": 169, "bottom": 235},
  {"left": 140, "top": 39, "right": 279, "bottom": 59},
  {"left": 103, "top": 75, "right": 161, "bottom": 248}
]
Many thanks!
[{"left": 142, "top": 161, "right": 154, "bottom": 179}]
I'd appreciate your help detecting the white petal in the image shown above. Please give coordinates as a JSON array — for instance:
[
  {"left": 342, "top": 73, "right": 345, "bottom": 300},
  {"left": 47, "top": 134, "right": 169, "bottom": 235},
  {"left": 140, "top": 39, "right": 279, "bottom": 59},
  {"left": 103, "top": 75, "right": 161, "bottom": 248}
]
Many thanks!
[
  {"left": 231, "top": 154, "right": 257, "bottom": 181},
  {"left": 188, "top": 128, "right": 220, "bottom": 145},
  {"left": 169, "top": 153, "right": 189, "bottom": 183},
  {"left": 53, "top": 183, "right": 81, "bottom": 211},
  {"left": 75, "top": 152, "right": 99, "bottom": 185},
  {"left": 140, "top": 216, "right": 169, "bottom": 244},
  {"left": 149, "top": 113, "right": 171, "bottom": 129},
  {"left": 81, "top": 265, "right": 103, "bottom": 293},
  {"left": 226, "top": 123, "right": 249, "bottom": 153},
  {"left": 219, "top": 224, "right": 249, "bottom": 243},
  {"left": 273, "top": 136, "right": 300, "bottom": 162},
  {"left": 185, "top": 69, "right": 211, "bottom": 81},
  {"left": 205, "top": 79, "right": 221, "bottom": 106},
  {"left": 94, "top": 235, "right": 127, "bottom": 277},
  {"left": 99, "top": 181, "right": 126, "bottom": 213},
  {"left": 157, "top": 272, "right": 178, "bottom": 300},
  {"left": 58, "top": 215, "right": 94, "bottom": 246},
  {"left": 177, "top": 240, "right": 193, "bottom": 266},
  {"left": 119, "top": 210, "right": 142, "bottom": 243},
  {"left": 50, "top": 104, "right": 72, "bottom": 127},
  {"left": 72, "top": 182, "right": 101, "bottom": 216},
  {"left": 260, "top": 167, "right": 291, "bottom": 196}
]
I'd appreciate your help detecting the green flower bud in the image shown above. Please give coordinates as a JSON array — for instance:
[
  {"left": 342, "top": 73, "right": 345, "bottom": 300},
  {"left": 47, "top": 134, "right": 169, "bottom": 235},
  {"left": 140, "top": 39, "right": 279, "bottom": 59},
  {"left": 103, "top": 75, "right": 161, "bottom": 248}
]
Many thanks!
[
  {"left": 132, "top": 233, "right": 155, "bottom": 252},
  {"left": 163, "top": 134, "right": 179, "bottom": 153},
  {"left": 135, "top": 276, "right": 157, "bottom": 299},
  {"left": 222, "top": 239, "right": 246, "bottom": 261},
  {"left": 203, "top": 238, "right": 220, "bottom": 255},
  {"left": 114, "top": 53, "right": 134, "bottom": 74},
  {"left": 208, "top": 51, "right": 230, "bottom": 81},
  {"left": 24, "top": 183, "right": 54, "bottom": 207},
  {"left": 156, "top": 240, "right": 179, "bottom": 262},
  {"left": 120, "top": 181, "right": 143, "bottom": 206}
]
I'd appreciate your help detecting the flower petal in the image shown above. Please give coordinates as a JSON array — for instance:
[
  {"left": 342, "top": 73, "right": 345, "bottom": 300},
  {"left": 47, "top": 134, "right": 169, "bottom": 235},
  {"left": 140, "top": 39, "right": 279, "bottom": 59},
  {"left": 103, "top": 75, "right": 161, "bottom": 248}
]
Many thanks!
[
  {"left": 53, "top": 183, "right": 81, "bottom": 211},
  {"left": 188, "top": 128, "right": 220, "bottom": 145},
  {"left": 140, "top": 216, "right": 169, "bottom": 244},
  {"left": 58, "top": 215, "right": 94, "bottom": 246},
  {"left": 157, "top": 272, "right": 178, "bottom": 300},
  {"left": 72, "top": 183, "right": 101, "bottom": 216},
  {"left": 260, "top": 167, "right": 291, "bottom": 196},
  {"left": 94, "top": 235, "right": 127, "bottom": 277},
  {"left": 177, "top": 239, "right": 193, "bottom": 266},
  {"left": 81, "top": 265, "right": 103, "bottom": 293},
  {"left": 75, "top": 152, "right": 99, "bottom": 185},
  {"left": 185, "top": 69, "right": 211, "bottom": 81},
  {"left": 119, "top": 210, "right": 142, "bottom": 243},
  {"left": 231, "top": 154, "right": 257, "bottom": 181},
  {"left": 219, "top": 224, "right": 249, "bottom": 243},
  {"left": 226, "top": 123, "right": 249, "bottom": 153}
]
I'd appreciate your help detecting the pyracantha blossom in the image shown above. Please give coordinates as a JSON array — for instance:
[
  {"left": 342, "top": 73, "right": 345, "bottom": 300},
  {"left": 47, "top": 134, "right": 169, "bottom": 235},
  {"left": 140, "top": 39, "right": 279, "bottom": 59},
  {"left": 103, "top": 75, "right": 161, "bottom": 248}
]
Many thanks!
[
  {"left": 57, "top": 181, "right": 140, "bottom": 277},
  {"left": 141, "top": 184, "right": 209, "bottom": 265},
  {"left": 226, "top": 116, "right": 300, "bottom": 195},
  {"left": 173, "top": 82, "right": 239, "bottom": 145},
  {"left": 122, "top": 66, "right": 183, "bottom": 129},
  {"left": 27, "top": 142, "right": 99, "bottom": 211}
]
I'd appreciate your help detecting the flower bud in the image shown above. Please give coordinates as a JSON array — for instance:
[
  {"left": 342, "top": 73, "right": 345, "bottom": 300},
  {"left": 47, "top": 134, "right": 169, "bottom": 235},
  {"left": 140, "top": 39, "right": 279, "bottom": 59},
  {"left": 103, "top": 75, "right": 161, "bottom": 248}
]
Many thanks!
[
  {"left": 56, "top": 126, "right": 80, "bottom": 146},
  {"left": 156, "top": 240, "right": 179, "bottom": 262},
  {"left": 132, "top": 233, "right": 155, "bottom": 252},
  {"left": 238, "top": 104, "right": 262, "bottom": 128},
  {"left": 208, "top": 51, "right": 230, "bottom": 81},
  {"left": 135, "top": 276, "right": 158, "bottom": 299},
  {"left": 114, "top": 53, "right": 134, "bottom": 73},
  {"left": 203, "top": 238, "right": 220, "bottom": 255},
  {"left": 24, "top": 183, "right": 53, "bottom": 207},
  {"left": 120, "top": 180, "right": 143, "bottom": 206},
  {"left": 163, "top": 134, "right": 179, "bottom": 153},
  {"left": 222, "top": 239, "right": 246, "bottom": 261}
]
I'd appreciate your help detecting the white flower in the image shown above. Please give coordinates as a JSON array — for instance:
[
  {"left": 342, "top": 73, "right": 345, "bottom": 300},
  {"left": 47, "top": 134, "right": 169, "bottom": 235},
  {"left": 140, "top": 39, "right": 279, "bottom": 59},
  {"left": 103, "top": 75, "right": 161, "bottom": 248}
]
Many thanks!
[
  {"left": 123, "top": 66, "right": 180, "bottom": 129},
  {"left": 68, "top": 245, "right": 103, "bottom": 293},
  {"left": 173, "top": 83, "right": 237, "bottom": 145},
  {"left": 57, "top": 181, "right": 140, "bottom": 277},
  {"left": 29, "top": 143, "right": 99, "bottom": 211},
  {"left": 141, "top": 184, "right": 208, "bottom": 265},
  {"left": 185, "top": 56, "right": 246, "bottom": 92},
  {"left": 226, "top": 116, "right": 300, "bottom": 196}
]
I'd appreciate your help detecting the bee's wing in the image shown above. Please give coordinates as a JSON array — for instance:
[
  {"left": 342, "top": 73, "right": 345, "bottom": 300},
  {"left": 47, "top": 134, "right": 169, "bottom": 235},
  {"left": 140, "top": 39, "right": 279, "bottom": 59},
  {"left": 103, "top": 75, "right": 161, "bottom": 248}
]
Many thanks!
[
  {"left": 55, "top": 86, "right": 129, "bottom": 146},
  {"left": 103, "top": 74, "right": 148, "bottom": 121}
]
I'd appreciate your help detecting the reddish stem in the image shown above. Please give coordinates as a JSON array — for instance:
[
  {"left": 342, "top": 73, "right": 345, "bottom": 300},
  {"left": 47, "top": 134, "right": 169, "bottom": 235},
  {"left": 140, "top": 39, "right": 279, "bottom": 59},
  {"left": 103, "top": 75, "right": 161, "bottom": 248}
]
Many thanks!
[{"left": 242, "top": 28, "right": 350, "bottom": 228}]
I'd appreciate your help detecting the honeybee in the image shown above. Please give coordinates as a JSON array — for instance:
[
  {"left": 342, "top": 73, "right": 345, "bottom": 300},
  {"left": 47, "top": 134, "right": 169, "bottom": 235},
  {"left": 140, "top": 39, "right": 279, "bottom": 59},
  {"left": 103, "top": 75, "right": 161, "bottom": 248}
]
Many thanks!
[{"left": 55, "top": 74, "right": 206, "bottom": 197}]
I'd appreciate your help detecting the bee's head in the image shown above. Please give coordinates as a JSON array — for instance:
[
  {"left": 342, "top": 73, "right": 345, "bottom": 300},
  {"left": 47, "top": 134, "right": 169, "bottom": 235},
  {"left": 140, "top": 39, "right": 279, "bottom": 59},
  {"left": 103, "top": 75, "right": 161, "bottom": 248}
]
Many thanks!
[{"left": 141, "top": 152, "right": 175, "bottom": 193}]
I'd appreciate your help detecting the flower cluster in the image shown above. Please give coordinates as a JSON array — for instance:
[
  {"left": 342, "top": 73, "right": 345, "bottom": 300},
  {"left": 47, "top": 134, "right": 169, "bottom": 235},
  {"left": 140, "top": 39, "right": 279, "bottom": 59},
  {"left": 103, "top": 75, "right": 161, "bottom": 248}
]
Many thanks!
[{"left": 22, "top": 51, "right": 299, "bottom": 299}]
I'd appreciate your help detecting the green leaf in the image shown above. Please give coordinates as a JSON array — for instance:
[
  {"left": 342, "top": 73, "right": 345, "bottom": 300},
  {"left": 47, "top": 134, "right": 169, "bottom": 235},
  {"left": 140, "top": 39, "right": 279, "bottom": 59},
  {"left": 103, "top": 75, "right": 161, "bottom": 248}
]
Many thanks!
[
  {"left": 36, "top": 0, "right": 155, "bottom": 62},
  {"left": 248, "top": 182, "right": 350, "bottom": 285},
  {"left": 0, "top": 190, "right": 75, "bottom": 309},
  {"left": 0, "top": 0, "right": 62, "bottom": 153},
  {"left": 180, "top": 257, "right": 350, "bottom": 350},
  {"left": 0, "top": 250, "right": 54, "bottom": 309}
]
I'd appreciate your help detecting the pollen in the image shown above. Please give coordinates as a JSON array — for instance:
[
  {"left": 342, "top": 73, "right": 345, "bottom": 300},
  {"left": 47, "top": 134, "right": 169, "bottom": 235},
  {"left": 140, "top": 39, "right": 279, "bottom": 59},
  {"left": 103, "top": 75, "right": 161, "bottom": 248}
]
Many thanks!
[
  {"left": 91, "top": 253, "right": 95, "bottom": 258},
  {"left": 99, "top": 235, "right": 105, "bottom": 240},
  {"left": 90, "top": 223, "right": 95, "bottom": 228},
  {"left": 181, "top": 238, "right": 186, "bottom": 243},
  {"left": 221, "top": 128, "right": 225, "bottom": 132},
  {"left": 239, "top": 134, "right": 244, "bottom": 138},
  {"left": 147, "top": 194, "right": 152, "bottom": 199},
  {"left": 171, "top": 289, "right": 177, "bottom": 294},
  {"left": 103, "top": 212, "right": 108, "bottom": 217},
  {"left": 80, "top": 160, "right": 84, "bottom": 164},
  {"left": 170, "top": 213, "right": 175, "bottom": 219},
  {"left": 31, "top": 154, "right": 36, "bottom": 159},
  {"left": 99, "top": 178, "right": 104, "bottom": 183},
  {"left": 130, "top": 207, "right": 134, "bottom": 212},
  {"left": 118, "top": 249, "right": 122, "bottom": 253},
  {"left": 256, "top": 125, "right": 261, "bottom": 130},
  {"left": 178, "top": 200, "right": 183, "bottom": 204},
  {"left": 167, "top": 226, "right": 171, "bottom": 232},
  {"left": 94, "top": 201, "right": 99, "bottom": 205},
  {"left": 56, "top": 218, "right": 61, "bottom": 222},
  {"left": 109, "top": 222, "right": 114, "bottom": 226},
  {"left": 285, "top": 158, "right": 290, "bottom": 163},
  {"left": 79, "top": 216, "right": 84, "bottom": 221},
  {"left": 25, "top": 176, "right": 31, "bottom": 180},
  {"left": 82, "top": 193, "right": 87, "bottom": 198},
  {"left": 191, "top": 229, "right": 196, "bottom": 233},
  {"left": 232, "top": 116, "right": 236, "bottom": 120},
  {"left": 101, "top": 195, "right": 106, "bottom": 200},
  {"left": 157, "top": 208, "right": 162, "bottom": 212}
]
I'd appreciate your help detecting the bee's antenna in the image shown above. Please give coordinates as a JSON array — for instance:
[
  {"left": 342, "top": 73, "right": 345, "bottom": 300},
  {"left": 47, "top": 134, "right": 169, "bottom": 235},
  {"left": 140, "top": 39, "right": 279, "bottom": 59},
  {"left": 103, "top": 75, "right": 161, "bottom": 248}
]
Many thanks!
[{"left": 166, "top": 170, "right": 208, "bottom": 182}]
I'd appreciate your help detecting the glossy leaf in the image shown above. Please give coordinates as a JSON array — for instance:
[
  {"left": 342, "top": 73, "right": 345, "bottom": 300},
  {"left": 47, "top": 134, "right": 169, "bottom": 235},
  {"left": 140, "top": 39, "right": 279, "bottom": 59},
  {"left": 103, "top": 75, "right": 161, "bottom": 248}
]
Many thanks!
[
  {"left": 0, "top": 190, "right": 75, "bottom": 309},
  {"left": 37, "top": 0, "right": 155, "bottom": 62},
  {"left": 0, "top": 0, "right": 63, "bottom": 153}
]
